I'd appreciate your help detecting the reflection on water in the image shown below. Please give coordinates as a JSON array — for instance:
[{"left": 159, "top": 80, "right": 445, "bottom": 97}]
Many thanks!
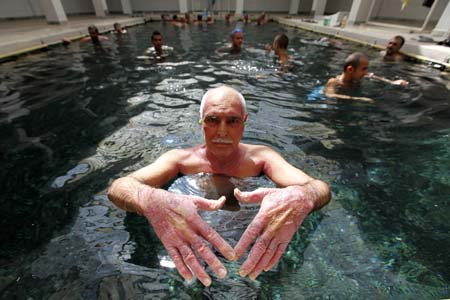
[{"left": 0, "top": 22, "right": 449, "bottom": 299}]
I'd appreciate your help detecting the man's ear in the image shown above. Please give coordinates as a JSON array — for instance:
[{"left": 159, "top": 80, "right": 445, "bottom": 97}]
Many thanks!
[
  {"left": 243, "top": 113, "right": 249, "bottom": 123},
  {"left": 346, "top": 65, "right": 354, "bottom": 73}
]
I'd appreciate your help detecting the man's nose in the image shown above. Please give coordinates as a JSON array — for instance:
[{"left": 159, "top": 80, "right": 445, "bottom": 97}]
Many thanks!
[{"left": 217, "top": 120, "right": 228, "bottom": 135}]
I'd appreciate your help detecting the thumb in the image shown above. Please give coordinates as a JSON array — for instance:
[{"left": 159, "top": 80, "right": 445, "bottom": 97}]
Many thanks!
[
  {"left": 193, "top": 195, "right": 226, "bottom": 211},
  {"left": 234, "top": 188, "right": 274, "bottom": 204}
]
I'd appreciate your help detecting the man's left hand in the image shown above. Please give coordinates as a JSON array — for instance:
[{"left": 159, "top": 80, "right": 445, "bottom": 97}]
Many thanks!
[{"left": 233, "top": 186, "right": 315, "bottom": 280}]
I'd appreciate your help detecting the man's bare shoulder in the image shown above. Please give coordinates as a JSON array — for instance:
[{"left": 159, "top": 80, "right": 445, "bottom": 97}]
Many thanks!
[
  {"left": 161, "top": 145, "right": 202, "bottom": 160},
  {"left": 241, "top": 143, "right": 278, "bottom": 157}
]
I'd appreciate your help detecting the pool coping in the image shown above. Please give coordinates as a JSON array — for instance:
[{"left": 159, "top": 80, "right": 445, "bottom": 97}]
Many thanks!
[
  {"left": 0, "top": 17, "right": 148, "bottom": 62},
  {"left": 275, "top": 17, "right": 450, "bottom": 72}
]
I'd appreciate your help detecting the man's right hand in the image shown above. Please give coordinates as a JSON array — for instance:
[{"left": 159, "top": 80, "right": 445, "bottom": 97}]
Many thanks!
[{"left": 137, "top": 187, "right": 236, "bottom": 286}]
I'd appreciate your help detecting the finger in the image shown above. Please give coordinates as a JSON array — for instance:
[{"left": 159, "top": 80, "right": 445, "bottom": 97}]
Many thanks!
[
  {"left": 178, "top": 244, "right": 212, "bottom": 286},
  {"left": 263, "top": 242, "right": 289, "bottom": 272},
  {"left": 234, "top": 188, "right": 273, "bottom": 204},
  {"left": 166, "top": 246, "right": 193, "bottom": 282},
  {"left": 234, "top": 215, "right": 266, "bottom": 260},
  {"left": 194, "top": 217, "right": 236, "bottom": 261},
  {"left": 239, "top": 237, "right": 269, "bottom": 278},
  {"left": 249, "top": 238, "right": 278, "bottom": 280},
  {"left": 191, "top": 235, "right": 227, "bottom": 278},
  {"left": 193, "top": 195, "right": 226, "bottom": 211}
]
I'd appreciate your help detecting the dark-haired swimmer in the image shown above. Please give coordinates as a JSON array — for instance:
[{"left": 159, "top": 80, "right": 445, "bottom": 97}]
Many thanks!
[
  {"left": 141, "top": 31, "right": 173, "bottom": 61},
  {"left": 324, "top": 52, "right": 408, "bottom": 102},
  {"left": 380, "top": 35, "right": 406, "bottom": 62},
  {"left": 81, "top": 25, "right": 108, "bottom": 43},
  {"left": 107, "top": 85, "right": 331, "bottom": 287},
  {"left": 265, "top": 33, "right": 292, "bottom": 72}
]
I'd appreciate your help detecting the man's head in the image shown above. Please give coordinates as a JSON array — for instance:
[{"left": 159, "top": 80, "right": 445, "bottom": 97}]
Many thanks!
[
  {"left": 151, "top": 31, "right": 163, "bottom": 52},
  {"left": 199, "top": 86, "right": 248, "bottom": 158},
  {"left": 88, "top": 25, "right": 100, "bottom": 42},
  {"left": 114, "top": 23, "right": 122, "bottom": 32},
  {"left": 230, "top": 29, "right": 244, "bottom": 51},
  {"left": 386, "top": 35, "right": 405, "bottom": 56},
  {"left": 343, "top": 52, "right": 369, "bottom": 83},
  {"left": 273, "top": 34, "right": 289, "bottom": 53}
]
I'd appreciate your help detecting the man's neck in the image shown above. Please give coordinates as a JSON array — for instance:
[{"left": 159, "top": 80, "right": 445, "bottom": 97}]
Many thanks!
[{"left": 205, "top": 147, "right": 242, "bottom": 172}]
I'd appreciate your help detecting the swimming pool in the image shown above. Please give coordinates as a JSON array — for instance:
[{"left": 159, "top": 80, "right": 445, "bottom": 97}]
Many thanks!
[{"left": 0, "top": 21, "right": 449, "bottom": 298}]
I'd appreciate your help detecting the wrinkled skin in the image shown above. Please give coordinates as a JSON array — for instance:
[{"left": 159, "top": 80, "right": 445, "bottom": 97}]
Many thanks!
[
  {"left": 138, "top": 187, "right": 236, "bottom": 286},
  {"left": 233, "top": 186, "right": 315, "bottom": 280}
]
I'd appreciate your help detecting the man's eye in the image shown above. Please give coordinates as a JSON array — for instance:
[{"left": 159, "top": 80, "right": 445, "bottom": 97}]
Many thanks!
[
  {"left": 227, "top": 117, "right": 241, "bottom": 124},
  {"left": 205, "top": 116, "right": 219, "bottom": 124}
]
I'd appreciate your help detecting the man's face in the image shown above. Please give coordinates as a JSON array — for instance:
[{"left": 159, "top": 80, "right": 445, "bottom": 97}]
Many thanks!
[
  {"left": 152, "top": 35, "right": 163, "bottom": 50},
  {"left": 202, "top": 91, "right": 248, "bottom": 158},
  {"left": 350, "top": 58, "right": 369, "bottom": 83},
  {"left": 231, "top": 32, "right": 243, "bottom": 49},
  {"left": 386, "top": 38, "right": 402, "bottom": 55},
  {"left": 89, "top": 29, "right": 99, "bottom": 39}
]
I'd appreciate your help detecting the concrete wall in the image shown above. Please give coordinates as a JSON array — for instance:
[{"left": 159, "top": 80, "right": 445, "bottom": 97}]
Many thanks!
[
  {"left": 0, "top": 0, "right": 43, "bottom": 18},
  {"left": 107, "top": 0, "right": 123, "bottom": 13},
  {"left": 244, "top": 0, "right": 291, "bottom": 12},
  {"left": 61, "top": 0, "right": 94, "bottom": 14},
  {"left": 325, "top": 0, "right": 352, "bottom": 14},
  {"left": 130, "top": 0, "right": 178, "bottom": 12},
  {"left": 372, "top": 0, "right": 447, "bottom": 21}
]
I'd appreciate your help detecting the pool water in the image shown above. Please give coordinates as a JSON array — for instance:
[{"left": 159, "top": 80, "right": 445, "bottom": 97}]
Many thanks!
[{"left": 0, "top": 21, "right": 449, "bottom": 299}]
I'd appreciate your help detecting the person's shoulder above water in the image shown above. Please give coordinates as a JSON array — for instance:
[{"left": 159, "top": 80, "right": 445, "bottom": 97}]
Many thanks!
[
  {"left": 81, "top": 25, "right": 109, "bottom": 43},
  {"left": 381, "top": 35, "right": 406, "bottom": 62}
]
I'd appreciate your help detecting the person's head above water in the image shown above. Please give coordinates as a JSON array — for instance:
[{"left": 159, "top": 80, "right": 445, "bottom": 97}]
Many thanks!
[
  {"left": 151, "top": 30, "right": 163, "bottom": 52},
  {"left": 343, "top": 52, "right": 369, "bottom": 83},
  {"left": 385, "top": 35, "right": 405, "bottom": 56},
  {"left": 230, "top": 28, "right": 244, "bottom": 51},
  {"left": 273, "top": 34, "right": 289, "bottom": 52},
  {"left": 88, "top": 25, "right": 100, "bottom": 42},
  {"left": 199, "top": 86, "right": 248, "bottom": 158}
]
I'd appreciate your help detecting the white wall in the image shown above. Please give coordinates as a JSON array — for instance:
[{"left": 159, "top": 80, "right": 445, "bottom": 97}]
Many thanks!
[
  {"left": 0, "top": 0, "right": 43, "bottom": 18},
  {"left": 130, "top": 0, "right": 178, "bottom": 12},
  {"left": 107, "top": 0, "right": 123, "bottom": 12},
  {"left": 244, "top": 0, "right": 291, "bottom": 12},
  {"left": 372, "top": 0, "right": 447, "bottom": 21},
  {"left": 325, "top": 0, "right": 352, "bottom": 14},
  {"left": 61, "top": 0, "right": 94, "bottom": 14}
]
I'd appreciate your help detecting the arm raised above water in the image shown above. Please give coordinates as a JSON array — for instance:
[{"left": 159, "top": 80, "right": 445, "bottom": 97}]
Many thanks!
[
  {"left": 107, "top": 149, "right": 235, "bottom": 286},
  {"left": 234, "top": 146, "right": 331, "bottom": 280}
]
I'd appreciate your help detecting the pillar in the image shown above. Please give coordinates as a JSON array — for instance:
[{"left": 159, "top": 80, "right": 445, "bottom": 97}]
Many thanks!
[
  {"left": 347, "top": 0, "right": 372, "bottom": 26},
  {"left": 179, "top": 0, "right": 188, "bottom": 13},
  {"left": 289, "top": 0, "right": 300, "bottom": 15},
  {"left": 431, "top": 0, "right": 450, "bottom": 37},
  {"left": 92, "top": 0, "right": 108, "bottom": 17},
  {"left": 39, "top": 0, "right": 67, "bottom": 24},
  {"left": 236, "top": 0, "right": 244, "bottom": 17},
  {"left": 312, "top": 0, "right": 327, "bottom": 16},
  {"left": 121, "top": 0, "right": 132, "bottom": 15}
]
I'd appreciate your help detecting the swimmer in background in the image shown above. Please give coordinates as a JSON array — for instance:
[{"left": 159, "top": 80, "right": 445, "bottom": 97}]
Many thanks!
[
  {"left": 380, "top": 35, "right": 406, "bottom": 62},
  {"left": 107, "top": 85, "right": 331, "bottom": 287},
  {"left": 81, "top": 25, "right": 108, "bottom": 43},
  {"left": 256, "top": 12, "right": 267, "bottom": 25},
  {"left": 225, "top": 13, "right": 232, "bottom": 24},
  {"left": 216, "top": 28, "right": 244, "bottom": 55},
  {"left": 265, "top": 33, "right": 292, "bottom": 72},
  {"left": 161, "top": 14, "right": 170, "bottom": 23},
  {"left": 141, "top": 31, "right": 173, "bottom": 61},
  {"left": 244, "top": 13, "right": 249, "bottom": 24},
  {"left": 324, "top": 52, "right": 409, "bottom": 102},
  {"left": 113, "top": 22, "right": 127, "bottom": 34}
]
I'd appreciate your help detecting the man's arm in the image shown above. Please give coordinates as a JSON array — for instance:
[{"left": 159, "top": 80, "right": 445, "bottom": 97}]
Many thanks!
[
  {"left": 367, "top": 73, "right": 409, "bottom": 86},
  {"left": 233, "top": 146, "right": 331, "bottom": 280},
  {"left": 324, "top": 78, "right": 374, "bottom": 102},
  {"left": 108, "top": 149, "right": 235, "bottom": 286}
]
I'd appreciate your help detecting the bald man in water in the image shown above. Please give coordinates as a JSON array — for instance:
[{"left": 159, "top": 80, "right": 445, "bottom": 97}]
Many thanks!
[{"left": 108, "top": 86, "right": 331, "bottom": 286}]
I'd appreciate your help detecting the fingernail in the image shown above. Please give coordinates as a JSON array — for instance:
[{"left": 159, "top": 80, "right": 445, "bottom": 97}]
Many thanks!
[
  {"left": 218, "top": 268, "right": 227, "bottom": 278},
  {"left": 239, "top": 269, "right": 248, "bottom": 277},
  {"left": 204, "top": 278, "right": 212, "bottom": 286}
]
